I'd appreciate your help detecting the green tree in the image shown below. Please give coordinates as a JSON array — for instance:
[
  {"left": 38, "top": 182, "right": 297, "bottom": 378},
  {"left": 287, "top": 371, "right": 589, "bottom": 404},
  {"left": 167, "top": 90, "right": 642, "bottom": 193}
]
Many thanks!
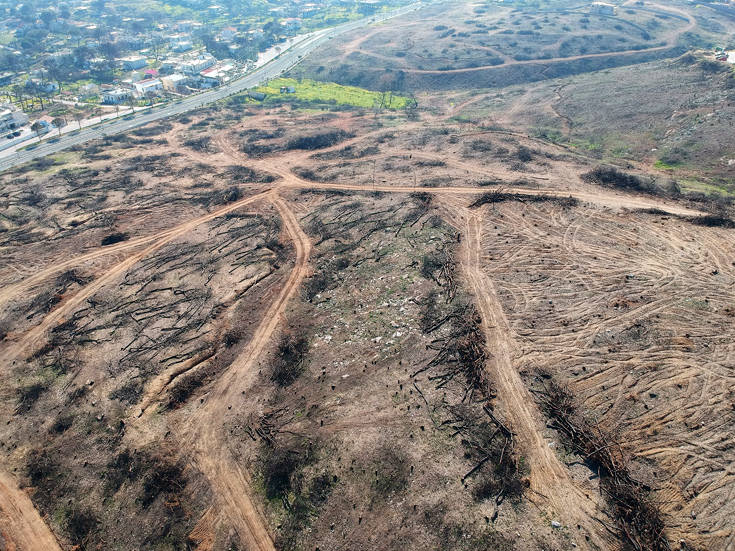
[
  {"left": 52, "top": 117, "right": 66, "bottom": 136},
  {"left": 99, "top": 42, "right": 120, "bottom": 63}
]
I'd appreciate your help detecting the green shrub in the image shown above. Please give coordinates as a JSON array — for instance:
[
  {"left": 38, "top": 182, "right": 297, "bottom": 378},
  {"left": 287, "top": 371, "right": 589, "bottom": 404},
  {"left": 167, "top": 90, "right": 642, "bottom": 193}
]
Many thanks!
[{"left": 271, "top": 333, "right": 309, "bottom": 387}]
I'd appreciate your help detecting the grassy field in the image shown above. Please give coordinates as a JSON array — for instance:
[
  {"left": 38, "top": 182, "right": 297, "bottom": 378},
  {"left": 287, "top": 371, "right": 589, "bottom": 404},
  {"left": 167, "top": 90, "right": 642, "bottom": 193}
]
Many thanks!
[
  {"left": 679, "top": 177, "right": 735, "bottom": 197},
  {"left": 255, "top": 77, "right": 413, "bottom": 109}
]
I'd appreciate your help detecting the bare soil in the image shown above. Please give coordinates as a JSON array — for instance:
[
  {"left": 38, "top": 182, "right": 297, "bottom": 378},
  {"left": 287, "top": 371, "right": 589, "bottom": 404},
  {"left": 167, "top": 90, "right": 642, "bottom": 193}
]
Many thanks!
[{"left": 1, "top": 26, "right": 734, "bottom": 551}]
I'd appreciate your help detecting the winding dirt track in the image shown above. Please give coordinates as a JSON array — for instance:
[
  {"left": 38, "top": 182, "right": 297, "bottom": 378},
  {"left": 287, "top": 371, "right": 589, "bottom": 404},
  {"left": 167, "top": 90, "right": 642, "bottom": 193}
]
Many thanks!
[
  {"left": 0, "top": 472, "right": 61, "bottom": 551},
  {"left": 283, "top": 179, "right": 704, "bottom": 217},
  {"left": 0, "top": 121, "right": 714, "bottom": 549},
  {"left": 186, "top": 193, "right": 311, "bottom": 551},
  {"left": 350, "top": 2, "right": 694, "bottom": 75},
  {"left": 453, "top": 204, "right": 608, "bottom": 547},
  {"left": 0, "top": 190, "right": 273, "bottom": 368},
  {"left": 361, "top": 43, "right": 677, "bottom": 74},
  {"left": 0, "top": 185, "right": 308, "bottom": 550},
  {"left": 0, "top": 231, "right": 173, "bottom": 311}
]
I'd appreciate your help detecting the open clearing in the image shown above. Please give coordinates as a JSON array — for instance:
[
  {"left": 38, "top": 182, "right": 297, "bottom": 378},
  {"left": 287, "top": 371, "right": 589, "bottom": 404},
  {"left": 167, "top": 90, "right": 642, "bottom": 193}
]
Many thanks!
[
  {"left": 290, "top": 0, "right": 709, "bottom": 91},
  {"left": 1, "top": 1, "right": 734, "bottom": 550}
]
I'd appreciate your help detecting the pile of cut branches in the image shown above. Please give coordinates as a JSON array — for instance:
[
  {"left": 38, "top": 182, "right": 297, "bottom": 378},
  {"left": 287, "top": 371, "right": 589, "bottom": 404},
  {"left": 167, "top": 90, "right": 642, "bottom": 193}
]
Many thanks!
[
  {"left": 538, "top": 381, "right": 670, "bottom": 551},
  {"left": 413, "top": 239, "right": 523, "bottom": 513},
  {"left": 469, "top": 190, "right": 578, "bottom": 209}
]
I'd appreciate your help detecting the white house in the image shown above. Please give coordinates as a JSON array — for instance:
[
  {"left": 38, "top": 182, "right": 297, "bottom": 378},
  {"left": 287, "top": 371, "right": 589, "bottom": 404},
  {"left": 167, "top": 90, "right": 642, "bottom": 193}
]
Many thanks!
[
  {"left": 161, "top": 73, "right": 189, "bottom": 91},
  {"left": 219, "top": 26, "right": 237, "bottom": 41},
  {"left": 120, "top": 56, "right": 147, "bottom": 71},
  {"left": 0, "top": 103, "right": 29, "bottom": 134},
  {"left": 159, "top": 58, "right": 181, "bottom": 73},
  {"left": 590, "top": 2, "right": 616, "bottom": 15},
  {"left": 78, "top": 83, "right": 99, "bottom": 99},
  {"left": 172, "top": 40, "right": 193, "bottom": 52},
  {"left": 102, "top": 88, "right": 132, "bottom": 104},
  {"left": 134, "top": 78, "right": 163, "bottom": 96},
  {"left": 198, "top": 62, "right": 235, "bottom": 87},
  {"left": 25, "top": 79, "right": 59, "bottom": 93},
  {"left": 180, "top": 53, "right": 216, "bottom": 75}
]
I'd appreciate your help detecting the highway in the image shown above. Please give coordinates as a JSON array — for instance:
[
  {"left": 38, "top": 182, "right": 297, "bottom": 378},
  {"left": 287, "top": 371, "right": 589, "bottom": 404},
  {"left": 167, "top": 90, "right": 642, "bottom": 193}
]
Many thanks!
[{"left": 0, "top": 2, "right": 421, "bottom": 174}]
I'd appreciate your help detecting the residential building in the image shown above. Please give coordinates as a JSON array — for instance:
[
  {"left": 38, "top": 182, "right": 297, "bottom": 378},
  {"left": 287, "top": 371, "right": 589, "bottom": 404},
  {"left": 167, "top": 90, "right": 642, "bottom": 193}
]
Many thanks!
[
  {"left": 119, "top": 34, "right": 145, "bottom": 50},
  {"left": 199, "top": 62, "right": 235, "bottom": 87},
  {"left": 120, "top": 56, "right": 147, "bottom": 71},
  {"left": 78, "top": 83, "right": 99, "bottom": 98},
  {"left": 159, "top": 59, "right": 181, "bottom": 74},
  {"left": 134, "top": 78, "right": 163, "bottom": 96},
  {"left": 282, "top": 18, "right": 302, "bottom": 31},
  {"left": 25, "top": 79, "right": 59, "bottom": 93},
  {"left": 300, "top": 4, "right": 319, "bottom": 16},
  {"left": 161, "top": 73, "right": 189, "bottom": 91},
  {"left": 180, "top": 53, "right": 216, "bottom": 75},
  {"left": 0, "top": 104, "right": 29, "bottom": 134},
  {"left": 172, "top": 40, "right": 193, "bottom": 52},
  {"left": 89, "top": 58, "right": 110, "bottom": 70},
  {"left": 219, "top": 26, "right": 237, "bottom": 41},
  {"left": 102, "top": 88, "right": 132, "bottom": 104},
  {"left": 176, "top": 21, "right": 195, "bottom": 32}
]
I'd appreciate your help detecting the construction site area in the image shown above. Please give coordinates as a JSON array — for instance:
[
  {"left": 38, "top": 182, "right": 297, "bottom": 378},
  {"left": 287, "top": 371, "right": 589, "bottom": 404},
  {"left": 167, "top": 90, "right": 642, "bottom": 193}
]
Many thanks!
[{"left": 0, "top": 1, "right": 734, "bottom": 550}]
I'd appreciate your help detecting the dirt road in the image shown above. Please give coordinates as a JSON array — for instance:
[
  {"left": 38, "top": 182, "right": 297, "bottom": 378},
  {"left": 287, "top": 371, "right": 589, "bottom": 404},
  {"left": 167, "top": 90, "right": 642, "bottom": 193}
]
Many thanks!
[
  {"left": 283, "top": 178, "right": 704, "bottom": 217},
  {"left": 391, "top": 43, "right": 678, "bottom": 75},
  {"left": 185, "top": 192, "right": 311, "bottom": 550},
  {"left": 352, "top": 2, "right": 694, "bottom": 75},
  {"left": 0, "top": 188, "right": 280, "bottom": 548},
  {"left": 0, "top": 190, "right": 272, "bottom": 368},
  {"left": 452, "top": 203, "right": 609, "bottom": 548},
  {"left": 0, "top": 231, "right": 170, "bottom": 310},
  {"left": 0, "top": 116, "right": 714, "bottom": 549},
  {"left": 0, "top": 471, "right": 61, "bottom": 551}
]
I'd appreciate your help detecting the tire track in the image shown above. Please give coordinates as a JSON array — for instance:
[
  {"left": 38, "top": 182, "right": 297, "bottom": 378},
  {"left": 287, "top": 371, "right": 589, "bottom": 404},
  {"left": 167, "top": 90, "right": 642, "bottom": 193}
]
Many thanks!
[
  {"left": 282, "top": 178, "right": 705, "bottom": 217},
  {"left": 0, "top": 471, "right": 61, "bottom": 551},
  {"left": 451, "top": 202, "right": 609, "bottom": 548},
  {"left": 185, "top": 192, "right": 311, "bottom": 551},
  {"left": 0, "top": 232, "right": 169, "bottom": 311},
  {"left": 0, "top": 190, "right": 272, "bottom": 367}
]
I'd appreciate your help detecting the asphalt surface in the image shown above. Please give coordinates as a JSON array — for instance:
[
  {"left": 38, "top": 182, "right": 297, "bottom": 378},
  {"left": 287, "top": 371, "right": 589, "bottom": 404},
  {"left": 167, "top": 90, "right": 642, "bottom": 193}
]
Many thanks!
[{"left": 0, "top": 2, "right": 421, "bottom": 174}]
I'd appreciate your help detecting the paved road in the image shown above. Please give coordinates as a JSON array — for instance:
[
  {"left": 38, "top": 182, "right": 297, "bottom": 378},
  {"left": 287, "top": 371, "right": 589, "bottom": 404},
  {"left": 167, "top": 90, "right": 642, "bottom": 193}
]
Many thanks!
[{"left": 0, "top": 2, "right": 421, "bottom": 174}]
